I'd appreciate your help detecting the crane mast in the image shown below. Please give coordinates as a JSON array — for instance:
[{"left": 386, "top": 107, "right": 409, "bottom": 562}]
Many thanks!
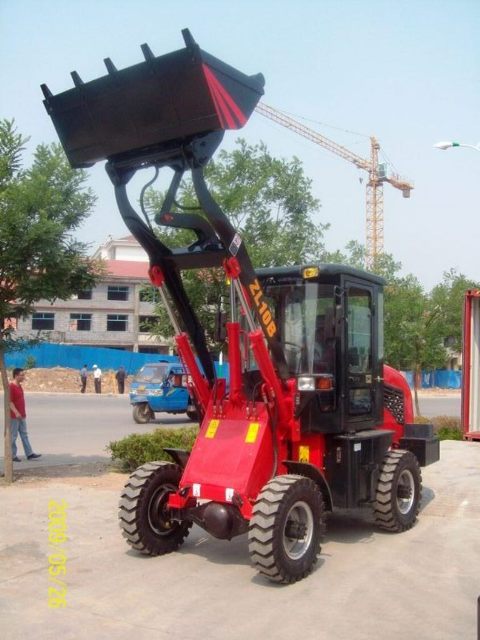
[{"left": 255, "top": 102, "right": 413, "bottom": 269}]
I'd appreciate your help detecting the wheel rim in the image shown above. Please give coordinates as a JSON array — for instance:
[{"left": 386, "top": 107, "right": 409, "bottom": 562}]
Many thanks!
[
  {"left": 396, "top": 469, "right": 415, "bottom": 514},
  {"left": 283, "top": 500, "right": 314, "bottom": 560},
  {"left": 148, "top": 484, "right": 177, "bottom": 535}
]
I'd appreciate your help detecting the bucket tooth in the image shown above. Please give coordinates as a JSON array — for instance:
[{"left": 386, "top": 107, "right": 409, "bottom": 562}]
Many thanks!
[
  {"left": 140, "top": 43, "right": 155, "bottom": 61},
  {"left": 181, "top": 28, "right": 197, "bottom": 49},
  {"left": 104, "top": 57, "right": 117, "bottom": 74},
  {"left": 70, "top": 71, "right": 83, "bottom": 87},
  {"left": 40, "top": 83, "right": 52, "bottom": 99}
]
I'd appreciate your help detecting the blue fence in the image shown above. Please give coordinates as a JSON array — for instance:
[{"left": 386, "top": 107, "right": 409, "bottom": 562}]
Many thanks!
[
  {"left": 402, "top": 370, "right": 462, "bottom": 389},
  {"left": 4, "top": 344, "right": 461, "bottom": 388},
  {"left": 4, "top": 343, "right": 178, "bottom": 375}
]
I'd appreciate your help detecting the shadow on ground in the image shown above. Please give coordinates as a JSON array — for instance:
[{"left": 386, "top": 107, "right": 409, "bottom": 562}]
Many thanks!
[{"left": 0, "top": 454, "right": 122, "bottom": 482}]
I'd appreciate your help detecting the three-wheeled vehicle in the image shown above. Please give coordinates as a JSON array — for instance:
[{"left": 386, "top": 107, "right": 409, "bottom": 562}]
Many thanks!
[{"left": 130, "top": 362, "right": 198, "bottom": 423}]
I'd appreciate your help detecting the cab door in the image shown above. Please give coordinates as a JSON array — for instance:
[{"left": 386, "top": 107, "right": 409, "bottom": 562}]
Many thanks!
[{"left": 343, "top": 280, "right": 383, "bottom": 427}]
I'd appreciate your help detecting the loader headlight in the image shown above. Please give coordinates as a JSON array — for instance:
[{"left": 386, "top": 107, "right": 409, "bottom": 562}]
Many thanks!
[{"left": 297, "top": 376, "right": 315, "bottom": 391}]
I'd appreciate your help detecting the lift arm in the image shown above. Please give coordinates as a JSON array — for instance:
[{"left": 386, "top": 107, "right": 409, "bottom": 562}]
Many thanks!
[{"left": 42, "top": 29, "right": 288, "bottom": 381}]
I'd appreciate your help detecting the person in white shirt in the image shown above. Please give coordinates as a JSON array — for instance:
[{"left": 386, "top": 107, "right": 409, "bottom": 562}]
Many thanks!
[{"left": 92, "top": 364, "right": 102, "bottom": 394}]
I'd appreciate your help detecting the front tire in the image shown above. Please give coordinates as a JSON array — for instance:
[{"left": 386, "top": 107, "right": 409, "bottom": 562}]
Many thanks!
[
  {"left": 133, "top": 403, "right": 153, "bottom": 424},
  {"left": 374, "top": 449, "right": 422, "bottom": 532},
  {"left": 248, "top": 475, "right": 325, "bottom": 584},
  {"left": 119, "top": 461, "right": 191, "bottom": 555}
]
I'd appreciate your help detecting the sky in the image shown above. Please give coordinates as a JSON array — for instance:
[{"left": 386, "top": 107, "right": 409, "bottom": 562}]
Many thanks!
[{"left": 1, "top": 0, "right": 479, "bottom": 291}]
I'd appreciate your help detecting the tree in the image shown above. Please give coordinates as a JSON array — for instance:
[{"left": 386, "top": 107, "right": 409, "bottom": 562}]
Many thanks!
[
  {"left": 429, "top": 269, "right": 480, "bottom": 355},
  {"left": 322, "top": 239, "right": 366, "bottom": 270},
  {"left": 144, "top": 139, "right": 326, "bottom": 346},
  {"left": 0, "top": 119, "right": 103, "bottom": 482},
  {"left": 383, "top": 274, "right": 449, "bottom": 415}
]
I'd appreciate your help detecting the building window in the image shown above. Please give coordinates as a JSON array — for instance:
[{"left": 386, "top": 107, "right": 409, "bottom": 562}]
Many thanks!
[
  {"left": 32, "top": 313, "right": 55, "bottom": 330},
  {"left": 107, "top": 285, "right": 129, "bottom": 301},
  {"left": 139, "top": 315, "right": 160, "bottom": 333},
  {"left": 107, "top": 314, "right": 128, "bottom": 331},
  {"left": 139, "top": 286, "right": 159, "bottom": 303},
  {"left": 76, "top": 289, "right": 92, "bottom": 300},
  {"left": 69, "top": 313, "right": 92, "bottom": 331}
]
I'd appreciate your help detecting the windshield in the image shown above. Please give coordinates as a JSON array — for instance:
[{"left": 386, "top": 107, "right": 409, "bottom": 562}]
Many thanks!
[
  {"left": 134, "top": 364, "right": 169, "bottom": 383},
  {"left": 265, "top": 282, "right": 336, "bottom": 376}
]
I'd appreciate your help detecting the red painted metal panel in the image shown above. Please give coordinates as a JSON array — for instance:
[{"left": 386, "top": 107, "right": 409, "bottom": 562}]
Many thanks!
[
  {"left": 292, "top": 434, "right": 326, "bottom": 470},
  {"left": 382, "top": 364, "right": 413, "bottom": 443},
  {"left": 462, "top": 290, "right": 480, "bottom": 439},
  {"left": 180, "top": 403, "right": 274, "bottom": 508}
]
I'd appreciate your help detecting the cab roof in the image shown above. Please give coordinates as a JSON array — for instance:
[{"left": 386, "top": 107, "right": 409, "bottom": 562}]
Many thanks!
[{"left": 256, "top": 263, "right": 385, "bottom": 287}]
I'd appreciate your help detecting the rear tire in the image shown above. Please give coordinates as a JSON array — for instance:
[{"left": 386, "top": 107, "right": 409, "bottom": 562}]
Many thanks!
[
  {"left": 374, "top": 449, "right": 422, "bottom": 532},
  {"left": 186, "top": 408, "right": 198, "bottom": 422},
  {"left": 248, "top": 475, "right": 325, "bottom": 584},
  {"left": 119, "top": 461, "right": 191, "bottom": 555},
  {"left": 133, "top": 403, "right": 153, "bottom": 424}
]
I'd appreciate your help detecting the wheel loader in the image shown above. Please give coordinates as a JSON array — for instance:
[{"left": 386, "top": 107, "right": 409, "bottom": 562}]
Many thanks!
[{"left": 42, "top": 30, "right": 440, "bottom": 583}]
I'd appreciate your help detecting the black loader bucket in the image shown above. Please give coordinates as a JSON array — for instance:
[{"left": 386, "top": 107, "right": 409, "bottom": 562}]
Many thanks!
[{"left": 41, "top": 29, "right": 264, "bottom": 169}]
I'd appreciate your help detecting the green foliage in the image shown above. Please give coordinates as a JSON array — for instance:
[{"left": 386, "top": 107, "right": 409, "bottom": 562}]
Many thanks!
[
  {"left": 107, "top": 426, "right": 199, "bottom": 471},
  {"left": 322, "top": 240, "right": 366, "bottom": 270},
  {"left": 413, "top": 415, "right": 431, "bottom": 424},
  {"left": 429, "top": 269, "right": 480, "bottom": 354},
  {"left": 144, "top": 138, "right": 326, "bottom": 344},
  {"left": 0, "top": 119, "right": 28, "bottom": 189},
  {"left": 383, "top": 274, "right": 446, "bottom": 372},
  {"left": 0, "top": 119, "right": 105, "bottom": 349},
  {"left": 414, "top": 415, "right": 463, "bottom": 440},
  {"left": 24, "top": 355, "right": 36, "bottom": 369},
  {"left": 435, "top": 426, "right": 463, "bottom": 441}
]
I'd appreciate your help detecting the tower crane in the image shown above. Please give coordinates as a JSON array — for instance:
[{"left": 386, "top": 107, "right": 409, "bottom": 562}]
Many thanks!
[{"left": 255, "top": 102, "right": 414, "bottom": 269}]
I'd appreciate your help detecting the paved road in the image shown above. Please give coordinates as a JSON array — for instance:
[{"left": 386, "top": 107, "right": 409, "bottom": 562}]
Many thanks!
[
  {"left": 0, "top": 392, "right": 461, "bottom": 473},
  {"left": 417, "top": 393, "right": 461, "bottom": 418},
  {"left": 0, "top": 393, "right": 195, "bottom": 473}
]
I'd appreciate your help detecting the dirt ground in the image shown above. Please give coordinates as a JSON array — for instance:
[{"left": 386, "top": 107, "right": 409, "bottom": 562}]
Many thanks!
[
  {"left": 9, "top": 367, "right": 459, "bottom": 396},
  {"left": 1, "top": 460, "right": 129, "bottom": 490},
  {"left": 14, "top": 367, "right": 132, "bottom": 395}
]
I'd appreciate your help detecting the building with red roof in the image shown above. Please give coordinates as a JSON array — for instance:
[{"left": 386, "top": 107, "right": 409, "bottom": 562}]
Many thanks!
[{"left": 14, "top": 236, "right": 169, "bottom": 353}]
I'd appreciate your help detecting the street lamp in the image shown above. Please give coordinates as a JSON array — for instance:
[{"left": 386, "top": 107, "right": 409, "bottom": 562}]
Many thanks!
[{"left": 434, "top": 140, "right": 480, "bottom": 152}]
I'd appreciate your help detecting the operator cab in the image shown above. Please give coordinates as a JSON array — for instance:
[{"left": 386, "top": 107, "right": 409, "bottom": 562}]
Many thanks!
[{"left": 256, "top": 264, "right": 385, "bottom": 434}]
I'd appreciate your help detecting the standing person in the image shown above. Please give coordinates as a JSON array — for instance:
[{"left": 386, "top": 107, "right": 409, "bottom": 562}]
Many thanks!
[
  {"left": 115, "top": 366, "right": 126, "bottom": 394},
  {"left": 92, "top": 364, "right": 102, "bottom": 394},
  {"left": 80, "top": 364, "right": 88, "bottom": 393},
  {"left": 9, "top": 368, "right": 41, "bottom": 462}
]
